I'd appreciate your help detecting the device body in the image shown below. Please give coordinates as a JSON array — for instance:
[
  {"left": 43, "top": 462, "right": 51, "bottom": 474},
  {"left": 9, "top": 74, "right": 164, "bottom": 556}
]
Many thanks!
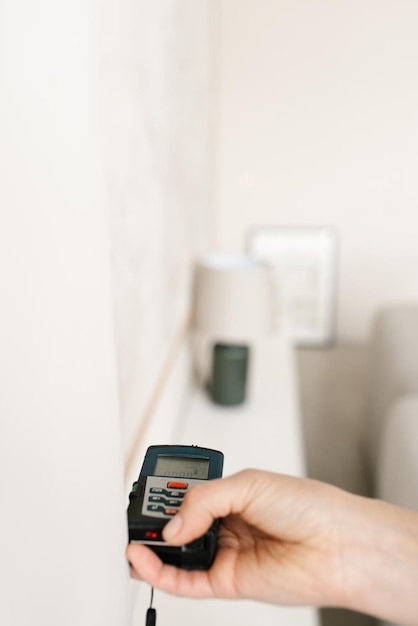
[{"left": 127, "top": 445, "right": 224, "bottom": 570}]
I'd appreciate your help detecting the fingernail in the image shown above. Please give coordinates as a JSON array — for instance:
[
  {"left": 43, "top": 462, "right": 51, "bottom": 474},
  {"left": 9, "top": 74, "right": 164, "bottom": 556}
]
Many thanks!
[{"left": 163, "top": 513, "right": 183, "bottom": 541}]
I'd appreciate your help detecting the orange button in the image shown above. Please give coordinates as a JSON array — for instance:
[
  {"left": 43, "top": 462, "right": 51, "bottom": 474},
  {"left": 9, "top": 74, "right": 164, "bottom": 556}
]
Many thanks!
[
  {"left": 165, "top": 508, "right": 178, "bottom": 516},
  {"left": 167, "top": 481, "right": 188, "bottom": 490}
]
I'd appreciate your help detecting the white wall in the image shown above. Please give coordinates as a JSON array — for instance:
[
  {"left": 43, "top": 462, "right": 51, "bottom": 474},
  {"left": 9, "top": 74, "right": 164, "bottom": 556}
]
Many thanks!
[
  {"left": 0, "top": 1, "right": 131, "bottom": 624},
  {"left": 0, "top": 0, "right": 210, "bottom": 622},
  {"left": 209, "top": 0, "right": 418, "bottom": 341}
]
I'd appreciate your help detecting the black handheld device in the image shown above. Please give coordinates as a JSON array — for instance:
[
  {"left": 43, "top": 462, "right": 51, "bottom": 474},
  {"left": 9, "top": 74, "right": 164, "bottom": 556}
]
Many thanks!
[{"left": 127, "top": 444, "right": 224, "bottom": 571}]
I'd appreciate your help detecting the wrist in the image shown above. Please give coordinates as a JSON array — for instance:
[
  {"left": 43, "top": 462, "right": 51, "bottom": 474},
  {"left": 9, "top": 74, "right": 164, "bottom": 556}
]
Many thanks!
[{"left": 338, "top": 496, "right": 418, "bottom": 624}]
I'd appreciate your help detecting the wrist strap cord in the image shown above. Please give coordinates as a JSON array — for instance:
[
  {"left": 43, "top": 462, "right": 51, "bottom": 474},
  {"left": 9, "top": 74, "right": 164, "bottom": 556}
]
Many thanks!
[{"left": 146, "top": 587, "right": 156, "bottom": 626}]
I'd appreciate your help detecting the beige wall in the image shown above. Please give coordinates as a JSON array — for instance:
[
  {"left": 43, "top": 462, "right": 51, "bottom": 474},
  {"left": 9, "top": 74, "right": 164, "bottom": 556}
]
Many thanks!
[{"left": 209, "top": 0, "right": 418, "bottom": 341}]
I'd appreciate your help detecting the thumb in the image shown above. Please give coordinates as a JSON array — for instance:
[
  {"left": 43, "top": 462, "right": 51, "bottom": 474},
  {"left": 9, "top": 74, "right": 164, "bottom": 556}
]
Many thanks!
[{"left": 162, "top": 469, "right": 260, "bottom": 545}]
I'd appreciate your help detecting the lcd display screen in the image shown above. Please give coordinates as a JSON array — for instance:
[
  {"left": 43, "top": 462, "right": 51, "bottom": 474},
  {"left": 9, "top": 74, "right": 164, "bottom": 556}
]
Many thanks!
[{"left": 154, "top": 455, "right": 209, "bottom": 479}]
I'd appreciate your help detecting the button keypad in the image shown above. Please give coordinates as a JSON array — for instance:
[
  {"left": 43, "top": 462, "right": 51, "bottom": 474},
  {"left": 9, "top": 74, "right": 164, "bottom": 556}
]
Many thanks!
[{"left": 143, "top": 476, "right": 205, "bottom": 519}]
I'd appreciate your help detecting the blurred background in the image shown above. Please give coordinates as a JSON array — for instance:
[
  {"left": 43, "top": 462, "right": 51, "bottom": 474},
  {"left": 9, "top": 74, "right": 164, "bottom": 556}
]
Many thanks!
[
  {"left": 100, "top": 0, "right": 418, "bottom": 459},
  {"left": 2, "top": 1, "right": 418, "bottom": 625}
]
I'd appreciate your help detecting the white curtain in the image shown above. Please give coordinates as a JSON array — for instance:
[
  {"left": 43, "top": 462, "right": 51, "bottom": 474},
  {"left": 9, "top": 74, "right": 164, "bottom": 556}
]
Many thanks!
[{"left": 0, "top": 1, "right": 131, "bottom": 624}]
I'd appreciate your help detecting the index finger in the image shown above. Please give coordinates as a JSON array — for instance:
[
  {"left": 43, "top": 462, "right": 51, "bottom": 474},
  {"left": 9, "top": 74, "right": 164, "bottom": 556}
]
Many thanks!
[{"left": 126, "top": 542, "right": 216, "bottom": 597}]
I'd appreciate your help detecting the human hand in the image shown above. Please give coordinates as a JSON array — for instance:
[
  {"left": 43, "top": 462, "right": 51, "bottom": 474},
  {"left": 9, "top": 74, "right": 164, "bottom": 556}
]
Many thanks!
[
  {"left": 127, "top": 470, "right": 350, "bottom": 605},
  {"left": 127, "top": 469, "right": 418, "bottom": 625}
]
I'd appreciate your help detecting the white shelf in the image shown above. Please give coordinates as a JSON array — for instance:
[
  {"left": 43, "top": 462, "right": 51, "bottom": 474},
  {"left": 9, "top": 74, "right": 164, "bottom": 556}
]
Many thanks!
[
  {"left": 131, "top": 333, "right": 319, "bottom": 626},
  {"left": 178, "top": 334, "right": 307, "bottom": 478}
]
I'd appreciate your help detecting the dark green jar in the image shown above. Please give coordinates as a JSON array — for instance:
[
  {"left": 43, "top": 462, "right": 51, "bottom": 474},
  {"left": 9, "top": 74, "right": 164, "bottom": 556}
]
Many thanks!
[{"left": 209, "top": 343, "right": 249, "bottom": 406}]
